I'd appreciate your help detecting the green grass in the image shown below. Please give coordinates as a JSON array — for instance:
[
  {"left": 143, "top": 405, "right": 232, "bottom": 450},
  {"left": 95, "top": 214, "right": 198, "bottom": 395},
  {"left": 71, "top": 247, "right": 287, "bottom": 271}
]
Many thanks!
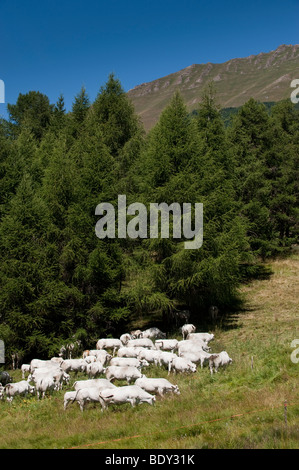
[{"left": 0, "top": 253, "right": 298, "bottom": 449}]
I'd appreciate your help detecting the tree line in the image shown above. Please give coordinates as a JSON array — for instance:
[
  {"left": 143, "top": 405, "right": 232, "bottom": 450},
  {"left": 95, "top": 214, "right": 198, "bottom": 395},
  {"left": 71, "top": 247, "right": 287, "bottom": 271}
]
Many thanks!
[{"left": 0, "top": 75, "right": 298, "bottom": 362}]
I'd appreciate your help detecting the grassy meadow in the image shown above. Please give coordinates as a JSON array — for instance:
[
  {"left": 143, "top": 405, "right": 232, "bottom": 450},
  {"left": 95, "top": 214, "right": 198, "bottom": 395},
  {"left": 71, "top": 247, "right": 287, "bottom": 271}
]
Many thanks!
[{"left": 0, "top": 253, "right": 298, "bottom": 449}]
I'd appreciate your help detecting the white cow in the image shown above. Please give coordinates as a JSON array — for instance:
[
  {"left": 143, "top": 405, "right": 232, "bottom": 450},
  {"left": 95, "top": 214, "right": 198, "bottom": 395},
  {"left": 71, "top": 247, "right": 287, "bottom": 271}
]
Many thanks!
[
  {"left": 181, "top": 324, "right": 196, "bottom": 340},
  {"left": 109, "top": 357, "right": 149, "bottom": 369},
  {"left": 73, "top": 378, "right": 117, "bottom": 392},
  {"left": 158, "top": 352, "right": 178, "bottom": 373},
  {"left": 99, "top": 385, "right": 156, "bottom": 409},
  {"left": 154, "top": 339, "right": 178, "bottom": 352},
  {"left": 126, "top": 338, "right": 155, "bottom": 349},
  {"left": 209, "top": 351, "right": 232, "bottom": 374},
  {"left": 35, "top": 376, "right": 56, "bottom": 399},
  {"left": 177, "top": 339, "right": 210, "bottom": 356},
  {"left": 30, "top": 359, "right": 61, "bottom": 372},
  {"left": 63, "top": 391, "right": 78, "bottom": 410},
  {"left": 4, "top": 381, "right": 35, "bottom": 402},
  {"left": 137, "top": 349, "right": 162, "bottom": 366},
  {"left": 31, "top": 367, "right": 69, "bottom": 390},
  {"left": 61, "top": 359, "right": 85, "bottom": 374},
  {"left": 105, "top": 366, "right": 143, "bottom": 384},
  {"left": 86, "top": 362, "right": 106, "bottom": 378},
  {"left": 187, "top": 332, "right": 214, "bottom": 343},
  {"left": 135, "top": 377, "right": 180, "bottom": 397},
  {"left": 96, "top": 338, "right": 122, "bottom": 355},
  {"left": 73, "top": 387, "right": 104, "bottom": 412},
  {"left": 117, "top": 347, "right": 146, "bottom": 358},
  {"left": 170, "top": 356, "right": 197, "bottom": 374}
]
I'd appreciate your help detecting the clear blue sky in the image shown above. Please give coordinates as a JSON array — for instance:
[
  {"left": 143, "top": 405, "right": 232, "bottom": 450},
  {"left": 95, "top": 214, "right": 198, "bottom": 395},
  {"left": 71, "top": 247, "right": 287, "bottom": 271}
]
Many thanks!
[{"left": 0, "top": 0, "right": 298, "bottom": 119}]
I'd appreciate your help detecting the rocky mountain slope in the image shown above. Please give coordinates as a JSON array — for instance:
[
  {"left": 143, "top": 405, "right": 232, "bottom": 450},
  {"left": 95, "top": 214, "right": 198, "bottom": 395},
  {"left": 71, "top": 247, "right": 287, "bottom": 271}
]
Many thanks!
[{"left": 128, "top": 44, "right": 299, "bottom": 130}]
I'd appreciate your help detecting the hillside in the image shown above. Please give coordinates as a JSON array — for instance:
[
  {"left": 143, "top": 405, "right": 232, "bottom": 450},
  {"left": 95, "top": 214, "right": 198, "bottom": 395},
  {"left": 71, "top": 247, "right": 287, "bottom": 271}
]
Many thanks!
[
  {"left": 128, "top": 44, "right": 299, "bottom": 130},
  {"left": 0, "top": 253, "right": 298, "bottom": 449}
]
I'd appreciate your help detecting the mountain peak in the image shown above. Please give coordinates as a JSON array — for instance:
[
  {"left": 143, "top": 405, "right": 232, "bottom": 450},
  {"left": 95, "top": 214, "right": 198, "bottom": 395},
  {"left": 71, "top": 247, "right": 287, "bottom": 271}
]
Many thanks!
[{"left": 128, "top": 44, "right": 299, "bottom": 130}]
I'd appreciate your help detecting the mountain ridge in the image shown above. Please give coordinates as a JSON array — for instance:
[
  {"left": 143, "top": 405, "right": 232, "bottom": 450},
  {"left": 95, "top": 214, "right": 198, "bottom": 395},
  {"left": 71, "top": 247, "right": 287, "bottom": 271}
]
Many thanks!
[{"left": 127, "top": 44, "right": 299, "bottom": 129}]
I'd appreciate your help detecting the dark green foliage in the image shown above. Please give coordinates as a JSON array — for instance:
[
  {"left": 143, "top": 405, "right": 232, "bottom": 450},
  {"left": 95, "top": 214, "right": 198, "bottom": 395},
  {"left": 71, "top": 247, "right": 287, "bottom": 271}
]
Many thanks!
[{"left": 0, "top": 76, "right": 298, "bottom": 361}]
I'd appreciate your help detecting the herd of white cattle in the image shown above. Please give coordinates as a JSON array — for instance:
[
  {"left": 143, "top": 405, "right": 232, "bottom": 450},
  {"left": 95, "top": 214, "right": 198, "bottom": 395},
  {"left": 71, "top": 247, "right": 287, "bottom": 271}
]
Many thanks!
[{"left": 0, "top": 325, "right": 232, "bottom": 412}]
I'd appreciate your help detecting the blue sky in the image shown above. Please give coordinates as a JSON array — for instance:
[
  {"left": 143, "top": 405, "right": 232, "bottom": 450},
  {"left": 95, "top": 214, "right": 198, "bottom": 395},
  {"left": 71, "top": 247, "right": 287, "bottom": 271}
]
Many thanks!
[{"left": 0, "top": 0, "right": 298, "bottom": 118}]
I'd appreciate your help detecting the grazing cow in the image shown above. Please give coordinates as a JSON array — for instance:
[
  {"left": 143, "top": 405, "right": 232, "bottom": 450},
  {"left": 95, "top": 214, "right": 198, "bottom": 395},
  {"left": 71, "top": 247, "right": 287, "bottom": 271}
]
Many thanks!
[
  {"left": 4, "top": 381, "right": 35, "bottom": 402},
  {"left": 86, "top": 362, "right": 106, "bottom": 378},
  {"left": 117, "top": 347, "right": 146, "bottom": 358},
  {"left": 61, "top": 359, "right": 85, "bottom": 374},
  {"left": 135, "top": 377, "right": 180, "bottom": 397},
  {"left": 177, "top": 339, "right": 210, "bottom": 356},
  {"left": 141, "top": 328, "right": 166, "bottom": 340},
  {"left": 96, "top": 338, "right": 122, "bottom": 355},
  {"left": 73, "top": 387, "right": 104, "bottom": 412},
  {"left": 30, "top": 367, "right": 69, "bottom": 391},
  {"left": 209, "top": 351, "right": 232, "bottom": 374},
  {"left": 187, "top": 332, "right": 214, "bottom": 344},
  {"left": 73, "top": 378, "right": 117, "bottom": 392},
  {"left": 170, "top": 356, "right": 197, "bottom": 374},
  {"left": 105, "top": 366, "right": 143, "bottom": 384},
  {"left": 126, "top": 338, "right": 155, "bottom": 349},
  {"left": 35, "top": 376, "right": 56, "bottom": 399},
  {"left": 109, "top": 357, "right": 149, "bottom": 369},
  {"left": 137, "top": 349, "right": 162, "bottom": 366},
  {"left": 63, "top": 391, "right": 78, "bottom": 410},
  {"left": 158, "top": 352, "right": 178, "bottom": 374},
  {"left": 154, "top": 339, "right": 178, "bottom": 352},
  {"left": 99, "top": 385, "right": 156, "bottom": 410},
  {"left": 181, "top": 324, "right": 196, "bottom": 340}
]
